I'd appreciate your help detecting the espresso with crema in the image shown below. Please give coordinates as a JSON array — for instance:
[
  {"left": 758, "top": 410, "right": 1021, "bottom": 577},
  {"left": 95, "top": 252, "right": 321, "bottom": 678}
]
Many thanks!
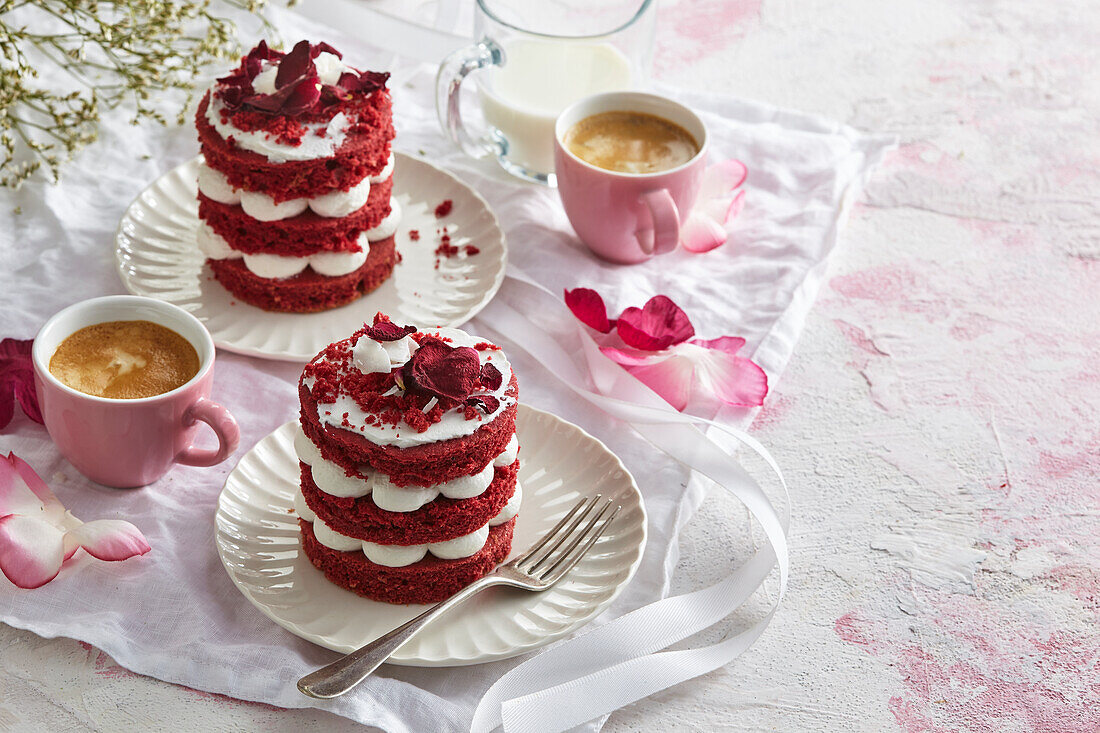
[
  {"left": 564, "top": 111, "right": 699, "bottom": 174},
  {"left": 49, "top": 320, "right": 200, "bottom": 399}
]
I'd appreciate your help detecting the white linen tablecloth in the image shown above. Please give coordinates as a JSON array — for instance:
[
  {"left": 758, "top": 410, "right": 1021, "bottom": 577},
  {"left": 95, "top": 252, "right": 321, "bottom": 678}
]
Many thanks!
[{"left": 0, "top": 11, "right": 891, "bottom": 731}]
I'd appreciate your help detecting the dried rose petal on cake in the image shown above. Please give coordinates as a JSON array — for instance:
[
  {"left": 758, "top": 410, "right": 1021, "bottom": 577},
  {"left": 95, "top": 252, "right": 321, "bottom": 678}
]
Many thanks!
[{"left": 398, "top": 338, "right": 481, "bottom": 401}]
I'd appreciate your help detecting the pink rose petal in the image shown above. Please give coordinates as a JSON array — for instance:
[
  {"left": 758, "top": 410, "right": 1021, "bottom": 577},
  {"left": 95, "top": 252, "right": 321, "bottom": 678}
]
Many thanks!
[
  {"left": 0, "top": 514, "right": 65, "bottom": 589},
  {"left": 695, "top": 349, "right": 769, "bottom": 407},
  {"left": 626, "top": 354, "right": 696, "bottom": 411},
  {"left": 564, "top": 288, "right": 614, "bottom": 334},
  {"left": 0, "top": 455, "right": 46, "bottom": 517},
  {"left": 681, "top": 212, "right": 728, "bottom": 253},
  {"left": 7, "top": 453, "right": 64, "bottom": 523},
  {"left": 63, "top": 520, "right": 151, "bottom": 562},
  {"left": 692, "top": 335, "right": 747, "bottom": 356},
  {"left": 600, "top": 346, "right": 669, "bottom": 367},
  {"left": 724, "top": 189, "right": 746, "bottom": 225},
  {"left": 700, "top": 159, "right": 748, "bottom": 199},
  {"left": 616, "top": 295, "right": 695, "bottom": 351}
]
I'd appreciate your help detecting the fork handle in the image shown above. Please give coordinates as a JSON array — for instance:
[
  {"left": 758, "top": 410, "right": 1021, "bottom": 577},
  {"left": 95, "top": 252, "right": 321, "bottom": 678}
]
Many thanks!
[{"left": 297, "top": 573, "right": 506, "bottom": 698}]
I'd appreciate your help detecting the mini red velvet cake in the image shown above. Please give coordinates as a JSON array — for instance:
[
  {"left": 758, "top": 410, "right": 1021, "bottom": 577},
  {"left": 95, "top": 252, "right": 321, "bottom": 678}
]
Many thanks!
[
  {"left": 293, "top": 314, "right": 521, "bottom": 604},
  {"left": 194, "top": 40, "right": 400, "bottom": 312}
]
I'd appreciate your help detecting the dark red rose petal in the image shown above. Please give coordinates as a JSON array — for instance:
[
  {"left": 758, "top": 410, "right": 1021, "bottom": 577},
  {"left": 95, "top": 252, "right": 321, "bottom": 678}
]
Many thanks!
[
  {"left": 465, "top": 395, "right": 500, "bottom": 414},
  {"left": 276, "top": 40, "right": 316, "bottom": 88},
  {"left": 311, "top": 42, "right": 343, "bottom": 59},
  {"left": 368, "top": 321, "right": 417, "bottom": 341},
  {"left": 564, "top": 288, "right": 613, "bottom": 334},
  {"left": 479, "top": 363, "right": 503, "bottom": 391},
  {"left": 616, "top": 295, "right": 695, "bottom": 351},
  {"left": 245, "top": 73, "right": 321, "bottom": 115},
  {"left": 0, "top": 338, "right": 41, "bottom": 428},
  {"left": 246, "top": 40, "right": 282, "bottom": 65},
  {"left": 400, "top": 337, "right": 481, "bottom": 401},
  {"left": 337, "top": 70, "right": 389, "bottom": 94}
]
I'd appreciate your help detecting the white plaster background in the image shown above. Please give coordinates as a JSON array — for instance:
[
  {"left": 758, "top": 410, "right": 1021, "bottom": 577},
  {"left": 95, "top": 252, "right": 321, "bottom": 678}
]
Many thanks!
[{"left": 2, "top": 0, "right": 1098, "bottom": 730}]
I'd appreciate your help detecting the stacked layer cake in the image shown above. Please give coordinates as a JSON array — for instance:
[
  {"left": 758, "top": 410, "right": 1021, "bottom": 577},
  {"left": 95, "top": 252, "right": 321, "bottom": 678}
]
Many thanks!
[
  {"left": 293, "top": 315, "right": 521, "bottom": 604},
  {"left": 194, "top": 40, "right": 399, "bottom": 312}
]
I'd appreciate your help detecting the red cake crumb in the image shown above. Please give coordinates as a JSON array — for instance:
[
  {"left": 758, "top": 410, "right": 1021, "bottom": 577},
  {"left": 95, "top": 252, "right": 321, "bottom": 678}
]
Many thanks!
[
  {"left": 301, "top": 459, "right": 518, "bottom": 544},
  {"left": 408, "top": 229, "right": 419, "bottom": 241},
  {"left": 434, "top": 199, "right": 453, "bottom": 218},
  {"left": 207, "top": 236, "right": 395, "bottom": 312},
  {"left": 464, "top": 245, "right": 479, "bottom": 256},
  {"left": 299, "top": 518, "right": 514, "bottom": 604}
]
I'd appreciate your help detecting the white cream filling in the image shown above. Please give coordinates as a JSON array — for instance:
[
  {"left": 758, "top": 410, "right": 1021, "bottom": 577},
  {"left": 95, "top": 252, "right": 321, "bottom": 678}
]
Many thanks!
[
  {"left": 294, "top": 424, "right": 516, "bottom": 512},
  {"left": 490, "top": 481, "right": 522, "bottom": 527},
  {"left": 196, "top": 222, "right": 242, "bottom": 260},
  {"left": 364, "top": 198, "right": 401, "bottom": 241},
  {"left": 293, "top": 487, "right": 317, "bottom": 523},
  {"left": 310, "top": 248, "right": 368, "bottom": 277},
  {"left": 370, "top": 153, "right": 395, "bottom": 183},
  {"left": 205, "top": 91, "right": 351, "bottom": 163},
  {"left": 298, "top": 499, "right": 519, "bottom": 567},
  {"left": 198, "top": 225, "right": 370, "bottom": 279},
  {"left": 307, "top": 328, "right": 515, "bottom": 448},
  {"left": 311, "top": 517, "right": 363, "bottom": 552},
  {"left": 494, "top": 435, "right": 519, "bottom": 467},
  {"left": 197, "top": 165, "right": 240, "bottom": 205},
  {"left": 198, "top": 163, "right": 379, "bottom": 222},
  {"left": 310, "top": 177, "right": 371, "bottom": 218},
  {"left": 242, "top": 252, "right": 309, "bottom": 279},
  {"left": 239, "top": 190, "right": 309, "bottom": 221}
]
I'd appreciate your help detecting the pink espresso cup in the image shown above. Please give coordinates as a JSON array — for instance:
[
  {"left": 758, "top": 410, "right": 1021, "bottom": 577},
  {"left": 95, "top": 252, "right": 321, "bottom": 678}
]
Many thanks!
[
  {"left": 32, "top": 296, "right": 240, "bottom": 488},
  {"left": 554, "top": 91, "right": 709, "bottom": 265}
]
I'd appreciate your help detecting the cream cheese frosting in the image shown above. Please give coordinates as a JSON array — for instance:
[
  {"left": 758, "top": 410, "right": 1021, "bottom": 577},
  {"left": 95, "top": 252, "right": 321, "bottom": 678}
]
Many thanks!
[
  {"left": 297, "top": 487, "right": 520, "bottom": 566},
  {"left": 370, "top": 153, "right": 395, "bottom": 183},
  {"left": 294, "top": 424, "right": 518, "bottom": 512},
  {"left": 306, "top": 328, "right": 515, "bottom": 449},
  {"left": 363, "top": 199, "right": 401, "bottom": 241},
  {"left": 198, "top": 225, "right": 376, "bottom": 279},
  {"left": 197, "top": 163, "right": 379, "bottom": 221},
  {"left": 205, "top": 92, "right": 351, "bottom": 163}
]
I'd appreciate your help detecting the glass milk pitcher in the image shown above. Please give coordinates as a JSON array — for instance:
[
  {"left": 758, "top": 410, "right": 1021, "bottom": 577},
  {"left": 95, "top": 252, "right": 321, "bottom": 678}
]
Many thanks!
[{"left": 436, "top": 0, "right": 655, "bottom": 186}]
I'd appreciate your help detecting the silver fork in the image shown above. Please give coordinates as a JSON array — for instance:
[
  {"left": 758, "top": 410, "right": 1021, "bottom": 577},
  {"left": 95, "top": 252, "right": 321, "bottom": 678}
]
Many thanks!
[{"left": 297, "top": 494, "right": 620, "bottom": 699}]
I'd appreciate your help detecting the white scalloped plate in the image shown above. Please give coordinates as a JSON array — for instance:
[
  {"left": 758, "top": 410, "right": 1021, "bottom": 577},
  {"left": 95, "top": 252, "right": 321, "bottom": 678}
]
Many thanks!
[
  {"left": 116, "top": 154, "right": 507, "bottom": 362},
  {"left": 215, "top": 405, "right": 647, "bottom": 666}
]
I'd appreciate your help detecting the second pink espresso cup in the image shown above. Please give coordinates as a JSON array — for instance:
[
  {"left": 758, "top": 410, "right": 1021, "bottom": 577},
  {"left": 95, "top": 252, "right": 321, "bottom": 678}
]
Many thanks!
[
  {"left": 32, "top": 295, "right": 240, "bottom": 488},
  {"left": 554, "top": 91, "right": 709, "bottom": 264}
]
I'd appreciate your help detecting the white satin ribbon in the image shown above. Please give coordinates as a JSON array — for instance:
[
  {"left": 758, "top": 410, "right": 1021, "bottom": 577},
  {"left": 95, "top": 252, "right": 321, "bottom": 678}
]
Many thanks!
[{"left": 469, "top": 274, "right": 790, "bottom": 733}]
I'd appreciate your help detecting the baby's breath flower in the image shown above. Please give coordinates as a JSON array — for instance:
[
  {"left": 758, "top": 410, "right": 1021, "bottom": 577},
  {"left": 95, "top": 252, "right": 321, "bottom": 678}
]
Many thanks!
[{"left": 0, "top": 0, "right": 273, "bottom": 188}]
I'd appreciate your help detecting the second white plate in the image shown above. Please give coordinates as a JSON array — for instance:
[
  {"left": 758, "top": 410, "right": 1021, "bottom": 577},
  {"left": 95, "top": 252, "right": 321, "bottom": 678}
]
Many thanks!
[
  {"left": 116, "top": 154, "right": 507, "bottom": 361},
  {"left": 215, "top": 406, "right": 647, "bottom": 666}
]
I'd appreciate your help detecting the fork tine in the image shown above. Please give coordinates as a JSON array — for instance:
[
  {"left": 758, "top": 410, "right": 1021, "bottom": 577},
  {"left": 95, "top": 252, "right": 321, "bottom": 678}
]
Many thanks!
[
  {"left": 540, "top": 502, "right": 618, "bottom": 582},
  {"left": 514, "top": 495, "right": 595, "bottom": 566},
  {"left": 522, "top": 495, "right": 604, "bottom": 572}
]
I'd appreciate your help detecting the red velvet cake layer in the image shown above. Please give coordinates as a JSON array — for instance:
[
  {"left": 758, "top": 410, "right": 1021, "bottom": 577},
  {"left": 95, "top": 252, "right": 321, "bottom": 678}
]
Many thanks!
[
  {"left": 301, "top": 459, "right": 518, "bottom": 545},
  {"left": 299, "top": 376, "right": 519, "bottom": 486},
  {"left": 208, "top": 236, "right": 395, "bottom": 312},
  {"left": 299, "top": 518, "right": 514, "bottom": 604},
  {"left": 196, "top": 92, "right": 394, "bottom": 202},
  {"left": 198, "top": 177, "right": 392, "bottom": 257}
]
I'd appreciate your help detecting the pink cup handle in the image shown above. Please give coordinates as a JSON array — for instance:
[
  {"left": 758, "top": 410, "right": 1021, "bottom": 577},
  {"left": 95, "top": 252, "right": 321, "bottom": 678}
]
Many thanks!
[
  {"left": 636, "top": 189, "right": 681, "bottom": 256},
  {"left": 176, "top": 398, "right": 240, "bottom": 467}
]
